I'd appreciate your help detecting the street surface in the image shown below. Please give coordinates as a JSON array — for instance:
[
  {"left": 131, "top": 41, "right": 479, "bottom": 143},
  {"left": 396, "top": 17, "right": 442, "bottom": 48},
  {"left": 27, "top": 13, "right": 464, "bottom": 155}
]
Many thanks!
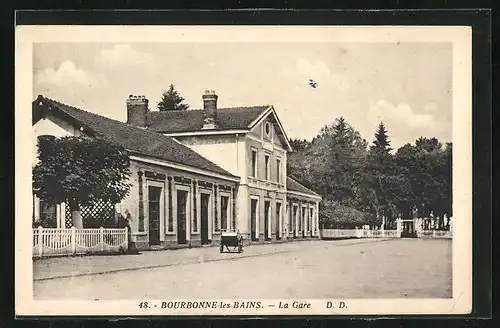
[{"left": 33, "top": 238, "right": 452, "bottom": 300}]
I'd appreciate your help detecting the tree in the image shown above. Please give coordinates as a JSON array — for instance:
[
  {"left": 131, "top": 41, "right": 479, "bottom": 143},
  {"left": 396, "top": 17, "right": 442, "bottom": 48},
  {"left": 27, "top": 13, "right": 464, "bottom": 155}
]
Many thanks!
[
  {"left": 364, "top": 122, "right": 396, "bottom": 225},
  {"left": 370, "top": 122, "right": 392, "bottom": 154},
  {"left": 288, "top": 117, "right": 371, "bottom": 226},
  {"left": 33, "top": 136, "right": 132, "bottom": 228},
  {"left": 157, "top": 84, "right": 189, "bottom": 111},
  {"left": 289, "top": 138, "right": 310, "bottom": 152}
]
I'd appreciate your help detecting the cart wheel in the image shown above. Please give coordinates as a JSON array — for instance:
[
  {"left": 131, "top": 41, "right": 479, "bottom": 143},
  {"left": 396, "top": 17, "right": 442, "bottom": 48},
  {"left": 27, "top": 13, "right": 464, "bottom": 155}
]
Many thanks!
[{"left": 220, "top": 244, "right": 224, "bottom": 253}]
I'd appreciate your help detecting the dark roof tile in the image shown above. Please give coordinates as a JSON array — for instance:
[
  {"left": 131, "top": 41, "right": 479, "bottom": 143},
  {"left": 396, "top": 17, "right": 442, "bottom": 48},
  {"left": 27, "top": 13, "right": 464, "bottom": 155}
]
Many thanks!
[
  {"left": 33, "top": 96, "right": 238, "bottom": 179},
  {"left": 146, "top": 106, "right": 269, "bottom": 133},
  {"left": 286, "top": 177, "right": 321, "bottom": 198}
]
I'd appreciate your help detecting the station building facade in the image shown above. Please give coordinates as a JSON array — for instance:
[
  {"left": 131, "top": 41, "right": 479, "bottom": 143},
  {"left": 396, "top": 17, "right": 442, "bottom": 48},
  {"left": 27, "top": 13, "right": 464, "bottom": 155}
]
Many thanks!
[{"left": 32, "top": 91, "right": 321, "bottom": 249}]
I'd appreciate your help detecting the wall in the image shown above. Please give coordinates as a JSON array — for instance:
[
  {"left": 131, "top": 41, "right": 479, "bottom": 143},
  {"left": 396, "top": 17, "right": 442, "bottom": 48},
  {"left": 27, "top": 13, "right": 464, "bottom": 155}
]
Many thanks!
[
  {"left": 285, "top": 194, "right": 320, "bottom": 239},
  {"left": 32, "top": 115, "right": 82, "bottom": 166},
  {"left": 244, "top": 185, "right": 287, "bottom": 242},
  {"left": 173, "top": 135, "right": 239, "bottom": 176},
  {"left": 245, "top": 136, "right": 286, "bottom": 185},
  {"left": 117, "top": 159, "right": 238, "bottom": 250}
]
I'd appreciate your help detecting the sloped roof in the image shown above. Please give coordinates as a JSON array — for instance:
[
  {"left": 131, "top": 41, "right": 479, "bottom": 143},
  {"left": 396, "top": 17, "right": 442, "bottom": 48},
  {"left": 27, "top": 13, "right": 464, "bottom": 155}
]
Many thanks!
[
  {"left": 32, "top": 95, "right": 238, "bottom": 179},
  {"left": 286, "top": 177, "right": 321, "bottom": 198},
  {"left": 146, "top": 106, "right": 269, "bottom": 133}
]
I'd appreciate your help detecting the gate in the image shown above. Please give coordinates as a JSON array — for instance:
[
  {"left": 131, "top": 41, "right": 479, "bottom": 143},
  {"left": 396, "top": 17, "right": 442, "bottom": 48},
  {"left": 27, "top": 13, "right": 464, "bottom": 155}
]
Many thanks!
[{"left": 401, "top": 220, "right": 417, "bottom": 238}]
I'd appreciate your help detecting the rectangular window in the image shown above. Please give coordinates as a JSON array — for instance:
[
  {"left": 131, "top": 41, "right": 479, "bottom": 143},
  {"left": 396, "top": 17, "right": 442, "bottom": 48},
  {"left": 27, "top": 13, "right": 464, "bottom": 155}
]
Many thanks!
[
  {"left": 276, "top": 159, "right": 281, "bottom": 183},
  {"left": 251, "top": 149, "right": 257, "bottom": 178},
  {"left": 265, "top": 154, "right": 270, "bottom": 180},
  {"left": 220, "top": 196, "right": 229, "bottom": 231},
  {"left": 251, "top": 198, "right": 258, "bottom": 241}
]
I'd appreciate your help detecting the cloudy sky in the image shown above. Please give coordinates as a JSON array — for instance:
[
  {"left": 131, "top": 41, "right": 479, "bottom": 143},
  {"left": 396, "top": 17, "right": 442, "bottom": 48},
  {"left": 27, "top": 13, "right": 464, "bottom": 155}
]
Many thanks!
[{"left": 33, "top": 42, "right": 452, "bottom": 149}]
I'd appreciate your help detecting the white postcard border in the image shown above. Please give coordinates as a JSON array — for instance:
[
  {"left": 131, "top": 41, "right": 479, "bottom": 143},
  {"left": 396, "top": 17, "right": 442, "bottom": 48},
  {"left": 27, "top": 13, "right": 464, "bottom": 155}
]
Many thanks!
[{"left": 15, "top": 25, "right": 472, "bottom": 316}]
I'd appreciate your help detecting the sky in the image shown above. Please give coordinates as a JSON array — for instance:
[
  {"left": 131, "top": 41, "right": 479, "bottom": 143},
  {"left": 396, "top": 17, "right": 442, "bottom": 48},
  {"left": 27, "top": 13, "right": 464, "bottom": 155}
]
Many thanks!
[{"left": 33, "top": 42, "right": 452, "bottom": 149}]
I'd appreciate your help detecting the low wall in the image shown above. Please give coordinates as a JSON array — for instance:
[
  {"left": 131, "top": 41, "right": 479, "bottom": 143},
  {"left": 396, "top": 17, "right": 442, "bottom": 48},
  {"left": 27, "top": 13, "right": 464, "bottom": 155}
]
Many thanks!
[
  {"left": 320, "top": 228, "right": 452, "bottom": 240},
  {"left": 417, "top": 230, "right": 453, "bottom": 239},
  {"left": 320, "top": 229, "right": 398, "bottom": 240}
]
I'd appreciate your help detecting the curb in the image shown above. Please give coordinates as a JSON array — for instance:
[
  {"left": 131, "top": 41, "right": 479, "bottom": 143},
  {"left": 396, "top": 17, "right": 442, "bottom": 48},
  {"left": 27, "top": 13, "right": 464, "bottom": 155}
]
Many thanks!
[{"left": 33, "top": 249, "right": 294, "bottom": 282}]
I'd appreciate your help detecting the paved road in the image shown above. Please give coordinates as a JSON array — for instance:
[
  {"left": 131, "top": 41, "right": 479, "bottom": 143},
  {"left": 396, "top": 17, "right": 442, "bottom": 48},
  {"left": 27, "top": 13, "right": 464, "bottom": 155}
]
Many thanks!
[{"left": 33, "top": 238, "right": 451, "bottom": 300}]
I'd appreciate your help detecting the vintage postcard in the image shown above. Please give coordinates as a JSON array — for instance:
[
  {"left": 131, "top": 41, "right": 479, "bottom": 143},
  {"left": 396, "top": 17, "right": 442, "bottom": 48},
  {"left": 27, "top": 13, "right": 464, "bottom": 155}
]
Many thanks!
[{"left": 16, "top": 25, "right": 472, "bottom": 316}]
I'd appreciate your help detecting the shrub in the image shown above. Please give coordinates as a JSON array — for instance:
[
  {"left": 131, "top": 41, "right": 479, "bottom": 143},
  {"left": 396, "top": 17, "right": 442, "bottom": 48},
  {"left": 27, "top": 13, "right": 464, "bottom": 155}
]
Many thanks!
[{"left": 320, "top": 201, "right": 367, "bottom": 229}]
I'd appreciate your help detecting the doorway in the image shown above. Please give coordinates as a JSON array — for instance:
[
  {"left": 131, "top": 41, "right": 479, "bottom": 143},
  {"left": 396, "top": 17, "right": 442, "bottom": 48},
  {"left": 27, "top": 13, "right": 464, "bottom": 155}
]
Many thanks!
[
  {"left": 148, "top": 186, "right": 162, "bottom": 245},
  {"left": 275, "top": 203, "right": 281, "bottom": 240},
  {"left": 264, "top": 201, "right": 270, "bottom": 240},
  {"left": 200, "top": 193, "right": 210, "bottom": 244},
  {"left": 177, "top": 190, "right": 188, "bottom": 244},
  {"left": 250, "top": 199, "right": 258, "bottom": 241},
  {"left": 292, "top": 205, "right": 298, "bottom": 237},
  {"left": 301, "top": 207, "right": 306, "bottom": 237}
]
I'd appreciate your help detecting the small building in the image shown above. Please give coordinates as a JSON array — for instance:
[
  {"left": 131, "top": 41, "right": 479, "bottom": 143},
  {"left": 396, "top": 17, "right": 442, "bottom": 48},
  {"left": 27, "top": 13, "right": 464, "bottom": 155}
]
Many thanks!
[{"left": 32, "top": 90, "right": 321, "bottom": 250}]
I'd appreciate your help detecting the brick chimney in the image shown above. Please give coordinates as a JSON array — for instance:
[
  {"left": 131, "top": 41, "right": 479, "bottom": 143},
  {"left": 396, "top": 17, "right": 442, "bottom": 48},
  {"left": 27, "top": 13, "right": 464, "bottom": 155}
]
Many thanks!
[
  {"left": 202, "top": 90, "right": 218, "bottom": 129},
  {"left": 126, "top": 95, "right": 149, "bottom": 128}
]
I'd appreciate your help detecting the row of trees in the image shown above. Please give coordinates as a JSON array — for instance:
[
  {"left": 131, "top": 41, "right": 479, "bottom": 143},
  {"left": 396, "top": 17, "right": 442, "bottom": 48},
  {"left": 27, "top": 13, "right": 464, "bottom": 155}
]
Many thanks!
[{"left": 288, "top": 118, "right": 452, "bottom": 229}]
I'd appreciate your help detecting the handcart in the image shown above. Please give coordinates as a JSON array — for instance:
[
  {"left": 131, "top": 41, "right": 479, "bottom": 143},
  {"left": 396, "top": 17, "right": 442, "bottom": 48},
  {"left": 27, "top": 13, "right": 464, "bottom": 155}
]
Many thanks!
[{"left": 220, "top": 231, "right": 244, "bottom": 253}]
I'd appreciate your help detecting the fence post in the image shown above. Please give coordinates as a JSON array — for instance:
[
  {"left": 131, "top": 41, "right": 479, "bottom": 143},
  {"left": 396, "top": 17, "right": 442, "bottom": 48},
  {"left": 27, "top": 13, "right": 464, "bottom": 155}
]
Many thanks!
[
  {"left": 125, "top": 226, "right": 128, "bottom": 248},
  {"left": 38, "top": 226, "right": 43, "bottom": 258},
  {"left": 100, "top": 226, "right": 104, "bottom": 252},
  {"left": 71, "top": 226, "right": 76, "bottom": 255}
]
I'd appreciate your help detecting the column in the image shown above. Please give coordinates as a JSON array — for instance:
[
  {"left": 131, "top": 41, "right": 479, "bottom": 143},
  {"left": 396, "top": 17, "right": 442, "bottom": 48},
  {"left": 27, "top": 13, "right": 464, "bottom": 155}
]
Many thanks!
[
  {"left": 396, "top": 218, "right": 402, "bottom": 237},
  {"left": 167, "top": 176, "right": 173, "bottom": 235},
  {"left": 295, "top": 201, "right": 300, "bottom": 237},
  {"left": 213, "top": 184, "right": 217, "bottom": 234},
  {"left": 138, "top": 171, "right": 145, "bottom": 232},
  {"left": 193, "top": 180, "right": 198, "bottom": 235},
  {"left": 232, "top": 187, "right": 237, "bottom": 231},
  {"left": 315, "top": 201, "right": 320, "bottom": 237}
]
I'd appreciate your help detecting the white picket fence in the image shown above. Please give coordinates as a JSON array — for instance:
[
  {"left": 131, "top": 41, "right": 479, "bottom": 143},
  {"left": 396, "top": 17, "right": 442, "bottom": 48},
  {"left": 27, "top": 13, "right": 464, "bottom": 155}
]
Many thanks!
[
  {"left": 320, "top": 229, "right": 399, "bottom": 239},
  {"left": 33, "top": 226, "right": 128, "bottom": 258}
]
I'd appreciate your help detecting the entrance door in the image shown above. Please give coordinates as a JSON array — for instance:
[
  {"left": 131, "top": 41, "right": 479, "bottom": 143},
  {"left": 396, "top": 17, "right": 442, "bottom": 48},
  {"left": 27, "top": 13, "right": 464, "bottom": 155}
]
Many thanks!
[
  {"left": 177, "top": 190, "right": 188, "bottom": 244},
  {"left": 275, "top": 203, "right": 281, "bottom": 240},
  {"left": 292, "top": 206, "right": 298, "bottom": 237},
  {"left": 200, "top": 194, "right": 210, "bottom": 244},
  {"left": 264, "top": 201, "right": 270, "bottom": 240},
  {"left": 250, "top": 199, "right": 258, "bottom": 241},
  {"left": 148, "top": 186, "right": 162, "bottom": 245},
  {"left": 301, "top": 207, "right": 306, "bottom": 237}
]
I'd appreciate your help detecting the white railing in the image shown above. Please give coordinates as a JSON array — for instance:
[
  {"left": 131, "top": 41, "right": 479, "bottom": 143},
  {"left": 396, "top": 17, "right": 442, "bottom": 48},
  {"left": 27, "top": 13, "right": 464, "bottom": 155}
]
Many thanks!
[
  {"left": 418, "top": 230, "right": 453, "bottom": 239},
  {"left": 33, "top": 226, "right": 128, "bottom": 258},
  {"left": 320, "top": 229, "right": 399, "bottom": 239}
]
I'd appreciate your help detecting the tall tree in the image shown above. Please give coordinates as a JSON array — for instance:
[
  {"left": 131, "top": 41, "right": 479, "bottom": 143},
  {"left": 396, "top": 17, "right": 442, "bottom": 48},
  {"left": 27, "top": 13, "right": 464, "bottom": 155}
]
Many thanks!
[
  {"left": 33, "top": 136, "right": 132, "bottom": 228},
  {"left": 370, "top": 122, "right": 392, "bottom": 154},
  {"left": 288, "top": 117, "right": 369, "bottom": 228},
  {"left": 157, "top": 84, "right": 189, "bottom": 111},
  {"left": 365, "top": 121, "right": 396, "bottom": 225}
]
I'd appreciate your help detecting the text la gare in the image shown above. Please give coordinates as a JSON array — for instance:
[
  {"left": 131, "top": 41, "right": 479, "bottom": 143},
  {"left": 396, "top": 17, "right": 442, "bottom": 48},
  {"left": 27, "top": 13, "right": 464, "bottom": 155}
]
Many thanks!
[{"left": 278, "top": 301, "right": 311, "bottom": 309}]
